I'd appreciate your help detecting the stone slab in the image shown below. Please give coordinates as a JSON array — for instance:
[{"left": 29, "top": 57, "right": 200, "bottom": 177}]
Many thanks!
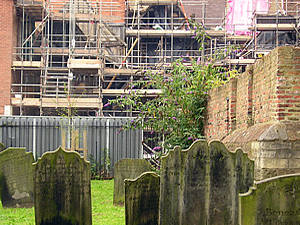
[
  {"left": 125, "top": 172, "right": 160, "bottom": 225},
  {"left": 209, "top": 141, "right": 237, "bottom": 225},
  {"left": 33, "top": 147, "right": 92, "bottom": 225},
  {"left": 0, "top": 147, "right": 34, "bottom": 208},
  {"left": 113, "top": 158, "right": 152, "bottom": 205},
  {"left": 159, "top": 141, "right": 210, "bottom": 225},
  {"left": 159, "top": 140, "right": 254, "bottom": 225},
  {"left": 240, "top": 173, "right": 300, "bottom": 225},
  {"left": 0, "top": 143, "right": 5, "bottom": 151}
]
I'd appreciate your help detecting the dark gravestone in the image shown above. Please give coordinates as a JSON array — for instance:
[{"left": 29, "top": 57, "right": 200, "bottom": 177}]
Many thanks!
[
  {"left": 235, "top": 149, "right": 255, "bottom": 194},
  {"left": 125, "top": 172, "right": 160, "bottom": 225},
  {"left": 159, "top": 141, "right": 210, "bottom": 225},
  {"left": 113, "top": 158, "right": 152, "bottom": 205},
  {"left": 208, "top": 141, "right": 254, "bottom": 225},
  {"left": 209, "top": 141, "right": 237, "bottom": 225},
  {"left": 0, "top": 147, "right": 34, "bottom": 207},
  {"left": 0, "top": 143, "right": 5, "bottom": 151},
  {"left": 33, "top": 147, "right": 91, "bottom": 225},
  {"left": 159, "top": 140, "right": 254, "bottom": 225},
  {"left": 240, "top": 174, "right": 300, "bottom": 225}
]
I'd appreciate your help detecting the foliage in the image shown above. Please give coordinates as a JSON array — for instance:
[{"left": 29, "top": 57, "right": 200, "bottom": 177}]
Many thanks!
[
  {"left": 89, "top": 149, "right": 111, "bottom": 179},
  {"left": 109, "top": 21, "right": 239, "bottom": 150},
  {"left": 0, "top": 180, "right": 125, "bottom": 225}
]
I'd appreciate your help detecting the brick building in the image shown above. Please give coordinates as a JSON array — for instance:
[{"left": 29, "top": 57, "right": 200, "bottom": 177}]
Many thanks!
[{"left": 0, "top": 0, "right": 298, "bottom": 116}]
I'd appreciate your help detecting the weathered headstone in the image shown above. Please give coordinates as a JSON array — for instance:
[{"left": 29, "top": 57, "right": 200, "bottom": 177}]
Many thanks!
[
  {"left": 0, "top": 147, "right": 34, "bottom": 207},
  {"left": 160, "top": 141, "right": 210, "bottom": 225},
  {"left": 33, "top": 147, "right": 92, "bottom": 225},
  {"left": 209, "top": 141, "right": 237, "bottom": 225},
  {"left": 113, "top": 158, "right": 152, "bottom": 205},
  {"left": 235, "top": 149, "right": 255, "bottom": 194},
  {"left": 159, "top": 140, "right": 254, "bottom": 225},
  {"left": 0, "top": 143, "right": 5, "bottom": 151},
  {"left": 240, "top": 173, "right": 300, "bottom": 225},
  {"left": 125, "top": 172, "right": 160, "bottom": 225}
]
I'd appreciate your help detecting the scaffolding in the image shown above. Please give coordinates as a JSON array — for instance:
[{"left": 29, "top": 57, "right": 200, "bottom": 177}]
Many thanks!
[
  {"left": 242, "top": 0, "right": 300, "bottom": 59},
  {"left": 13, "top": 0, "right": 126, "bottom": 116},
  {"left": 10, "top": 0, "right": 300, "bottom": 116}
]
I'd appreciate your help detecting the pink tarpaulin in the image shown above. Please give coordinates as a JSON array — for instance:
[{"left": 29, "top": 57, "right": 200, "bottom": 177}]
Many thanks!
[{"left": 226, "top": 0, "right": 269, "bottom": 35}]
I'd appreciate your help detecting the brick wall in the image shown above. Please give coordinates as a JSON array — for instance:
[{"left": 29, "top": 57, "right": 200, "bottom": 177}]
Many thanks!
[
  {"left": 205, "top": 46, "right": 300, "bottom": 140},
  {"left": 252, "top": 49, "right": 278, "bottom": 124},
  {"left": 100, "top": 0, "right": 125, "bottom": 24},
  {"left": 205, "top": 78, "right": 236, "bottom": 140},
  {"left": 49, "top": 0, "right": 126, "bottom": 23},
  {"left": 0, "top": 0, "right": 15, "bottom": 115},
  {"left": 183, "top": 0, "right": 226, "bottom": 27},
  {"left": 235, "top": 67, "right": 253, "bottom": 130},
  {"left": 275, "top": 47, "right": 300, "bottom": 121},
  {"left": 269, "top": 0, "right": 298, "bottom": 15}
]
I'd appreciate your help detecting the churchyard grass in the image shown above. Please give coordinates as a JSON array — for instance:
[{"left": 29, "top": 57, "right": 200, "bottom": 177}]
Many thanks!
[
  {"left": 92, "top": 179, "right": 125, "bottom": 225},
  {"left": 0, "top": 179, "right": 125, "bottom": 225}
]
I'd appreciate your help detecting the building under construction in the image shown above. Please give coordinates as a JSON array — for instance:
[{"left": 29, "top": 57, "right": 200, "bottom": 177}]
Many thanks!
[{"left": 0, "top": 0, "right": 299, "bottom": 116}]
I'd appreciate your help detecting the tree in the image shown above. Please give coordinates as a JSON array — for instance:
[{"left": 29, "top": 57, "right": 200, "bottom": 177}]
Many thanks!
[{"left": 109, "top": 21, "right": 239, "bottom": 151}]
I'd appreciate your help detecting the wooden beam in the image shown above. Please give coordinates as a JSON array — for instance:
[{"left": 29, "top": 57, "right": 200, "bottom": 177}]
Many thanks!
[
  {"left": 12, "top": 61, "right": 41, "bottom": 68},
  {"left": 67, "top": 59, "right": 102, "bottom": 69},
  {"left": 249, "top": 24, "right": 295, "bottom": 31},
  {"left": 128, "top": 0, "right": 177, "bottom": 5},
  {"left": 12, "top": 98, "right": 101, "bottom": 108},
  {"left": 126, "top": 29, "right": 225, "bottom": 37},
  {"left": 104, "top": 68, "right": 141, "bottom": 75},
  {"left": 214, "top": 59, "right": 256, "bottom": 66},
  {"left": 227, "top": 35, "right": 252, "bottom": 41},
  {"left": 102, "top": 89, "right": 162, "bottom": 96},
  {"left": 126, "top": 29, "right": 194, "bottom": 37}
]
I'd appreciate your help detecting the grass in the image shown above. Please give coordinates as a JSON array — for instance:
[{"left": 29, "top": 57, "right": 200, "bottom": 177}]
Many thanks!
[{"left": 0, "top": 180, "right": 125, "bottom": 225}]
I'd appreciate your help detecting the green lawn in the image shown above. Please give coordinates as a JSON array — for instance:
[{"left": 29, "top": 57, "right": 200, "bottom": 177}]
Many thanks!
[{"left": 0, "top": 180, "right": 125, "bottom": 225}]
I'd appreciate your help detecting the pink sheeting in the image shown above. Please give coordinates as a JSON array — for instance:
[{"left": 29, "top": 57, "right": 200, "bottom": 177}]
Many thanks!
[{"left": 226, "top": 0, "right": 269, "bottom": 35}]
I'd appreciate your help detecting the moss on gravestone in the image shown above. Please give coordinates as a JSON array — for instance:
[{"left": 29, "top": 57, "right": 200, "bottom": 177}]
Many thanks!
[
  {"left": 113, "top": 159, "right": 152, "bottom": 205},
  {"left": 159, "top": 141, "right": 209, "bottom": 225},
  {"left": 125, "top": 172, "right": 160, "bottom": 225},
  {"left": 240, "top": 174, "right": 300, "bottom": 225},
  {"left": 0, "top": 143, "right": 5, "bottom": 151},
  {"left": 235, "top": 149, "right": 254, "bottom": 194},
  {"left": 0, "top": 148, "right": 34, "bottom": 208},
  {"left": 159, "top": 140, "right": 254, "bottom": 225},
  {"left": 33, "top": 147, "right": 91, "bottom": 225}
]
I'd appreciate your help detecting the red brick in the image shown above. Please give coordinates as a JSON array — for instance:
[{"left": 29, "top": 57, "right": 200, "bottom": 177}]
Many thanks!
[{"left": 0, "top": 0, "right": 15, "bottom": 114}]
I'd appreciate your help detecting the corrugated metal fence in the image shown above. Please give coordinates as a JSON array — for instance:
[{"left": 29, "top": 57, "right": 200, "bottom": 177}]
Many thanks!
[{"left": 0, "top": 116, "right": 143, "bottom": 175}]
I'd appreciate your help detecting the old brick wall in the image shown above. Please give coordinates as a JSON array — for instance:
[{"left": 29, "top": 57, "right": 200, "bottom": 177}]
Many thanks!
[
  {"left": 276, "top": 47, "right": 300, "bottom": 121},
  {"left": 183, "top": 0, "right": 226, "bottom": 27},
  {"left": 205, "top": 47, "right": 300, "bottom": 180},
  {"left": 205, "top": 78, "right": 236, "bottom": 140},
  {"left": 252, "top": 49, "right": 278, "bottom": 124},
  {"left": 205, "top": 46, "right": 300, "bottom": 140},
  {"left": 100, "top": 0, "right": 125, "bottom": 24},
  {"left": 235, "top": 67, "right": 253, "bottom": 130},
  {"left": 269, "top": 0, "right": 298, "bottom": 15},
  {"left": 0, "top": 0, "right": 16, "bottom": 115}
]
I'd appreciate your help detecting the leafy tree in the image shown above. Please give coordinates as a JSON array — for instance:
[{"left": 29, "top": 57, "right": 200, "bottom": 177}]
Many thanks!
[{"left": 109, "top": 21, "right": 239, "bottom": 151}]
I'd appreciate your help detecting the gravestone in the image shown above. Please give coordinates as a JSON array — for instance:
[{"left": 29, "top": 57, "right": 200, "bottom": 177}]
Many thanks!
[
  {"left": 209, "top": 141, "right": 237, "bottom": 225},
  {"left": 240, "top": 173, "right": 300, "bottom": 225},
  {"left": 160, "top": 141, "right": 210, "bottom": 225},
  {"left": 235, "top": 149, "right": 255, "bottom": 194},
  {"left": 33, "top": 147, "right": 92, "bottom": 225},
  {"left": 0, "top": 143, "right": 5, "bottom": 151},
  {"left": 159, "top": 140, "right": 254, "bottom": 225},
  {"left": 125, "top": 172, "right": 160, "bottom": 225},
  {"left": 0, "top": 147, "right": 34, "bottom": 207},
  {"left": 113, "top": 158, "right": 152, "bottom": 205}
]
